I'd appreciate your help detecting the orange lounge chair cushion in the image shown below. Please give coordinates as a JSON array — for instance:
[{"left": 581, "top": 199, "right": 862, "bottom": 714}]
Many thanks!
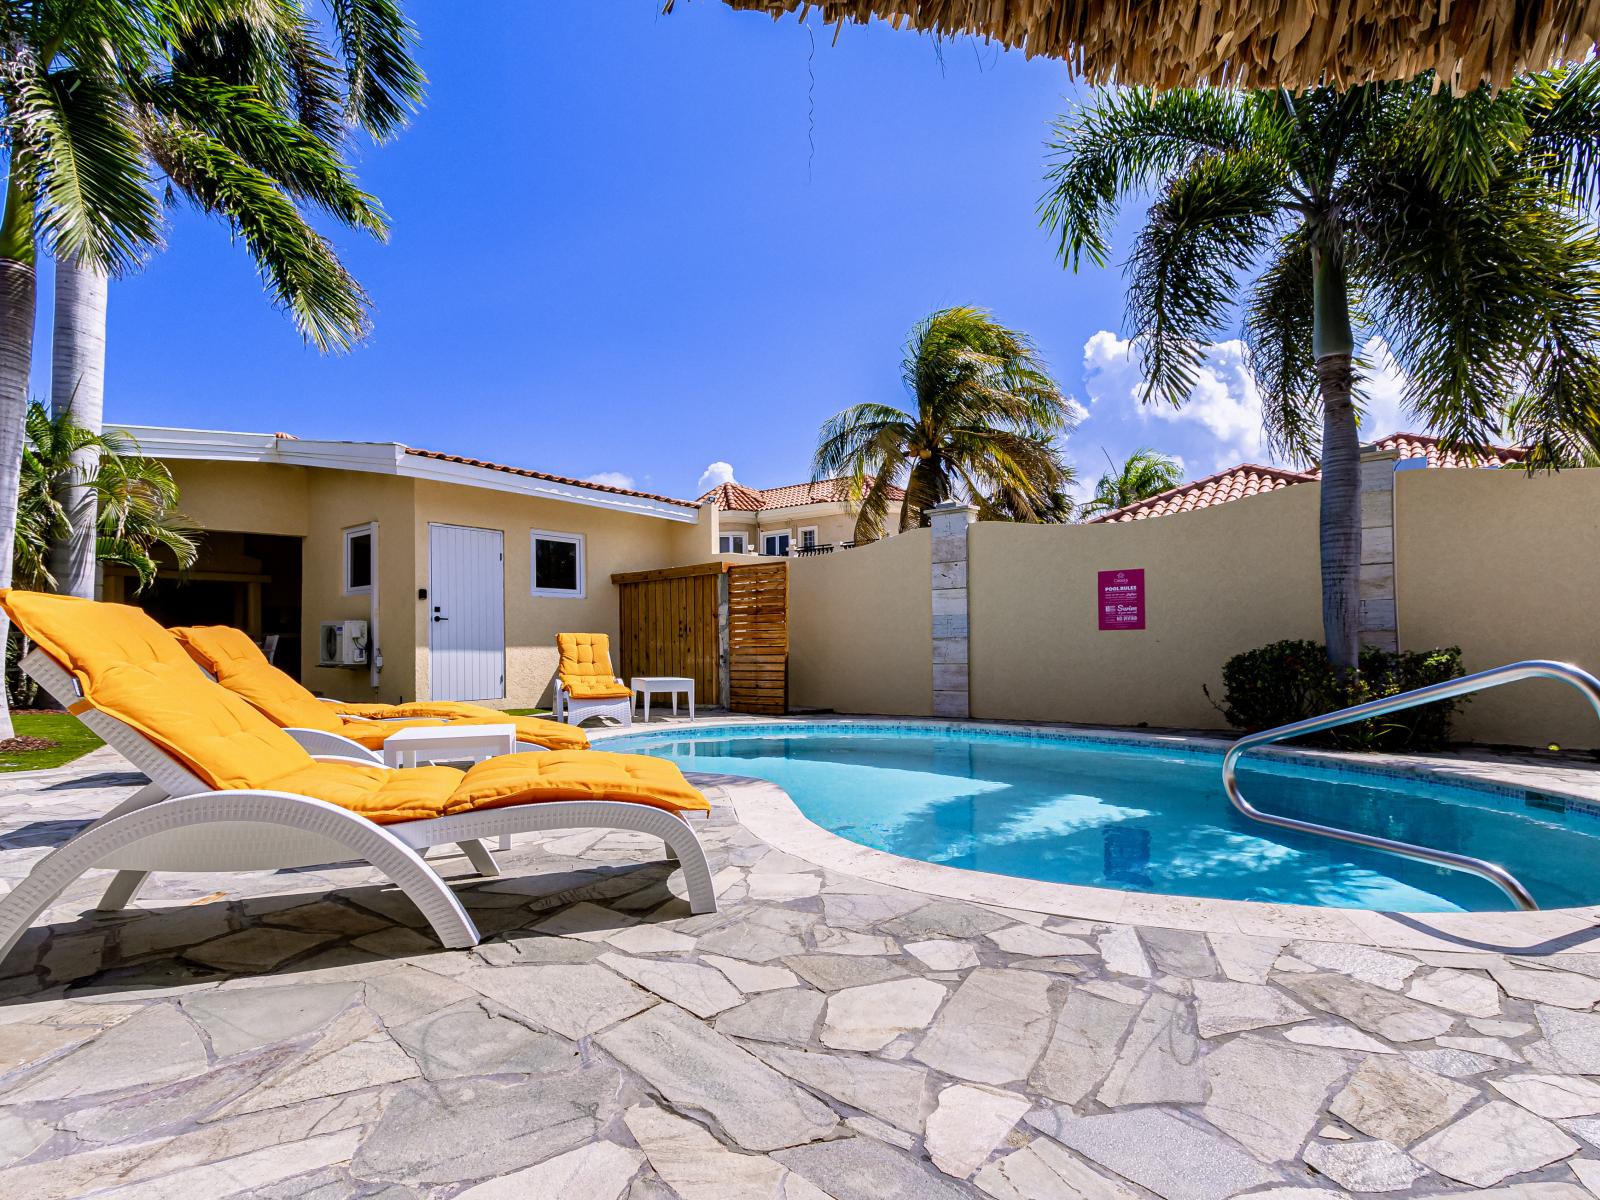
[
  {"left": 1, "top": 592, "right": 706, "bottom": 824},
  {"left": 262, "top": 750, "right": 707, "bottom": 824},
  {"left": 334, "top": 701, "right": 589, "bottom": 751},
  {"left": 169, "top": 624, "right": 347, "bottom": 733},
  {"left": 172, "top": 625, "right": 589, "bottom": 750},
  {"left": 2, "top": 592, "right": 315, "bottom": 790},
  {"left": 556, "top": 632, "right": 630, "bottom": 698}
]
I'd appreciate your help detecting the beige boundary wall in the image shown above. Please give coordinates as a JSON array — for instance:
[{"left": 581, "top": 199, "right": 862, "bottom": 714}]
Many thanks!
[
  {"left": 970, "top": 483, "right": 1325, "bottom": 729},
  {"left": 1396, "top": 467, "right": 1600, "bottom": 748},
  {"left": 784, "top": 466, "right": 1600, "bottom": 749},
  {"left": 789, "top": 530, "right": 932, "bottom": 716}
]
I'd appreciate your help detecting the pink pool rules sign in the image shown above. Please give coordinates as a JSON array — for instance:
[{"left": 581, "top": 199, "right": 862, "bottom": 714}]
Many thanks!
[{"left": 1098, "top": 569, "right": 1145, "bottom": 631}]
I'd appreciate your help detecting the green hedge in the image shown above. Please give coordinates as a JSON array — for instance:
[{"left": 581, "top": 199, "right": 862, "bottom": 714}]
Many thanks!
[{"left": 1209, "top": 640, "right": 1467, "bottom": 751}]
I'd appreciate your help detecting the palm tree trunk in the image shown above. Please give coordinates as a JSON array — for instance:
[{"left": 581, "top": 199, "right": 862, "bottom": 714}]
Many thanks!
[
  {"left": 1312, "top": 238, "right": 1361, "bottom": 675},
  {"left": 48, "top": 256, "right": 109, "bottom": 600},
  {"left": 0, "top": 171, "right": 38, "bottom": 740}
]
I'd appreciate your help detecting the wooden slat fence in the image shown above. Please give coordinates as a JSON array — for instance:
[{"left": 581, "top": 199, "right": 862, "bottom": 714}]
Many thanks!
[
  {"left": 611, "top": 562, "right": 723, "bottom": 702},
  {"left": 727, "top": 561, "right": 788, "bottom": 715}
]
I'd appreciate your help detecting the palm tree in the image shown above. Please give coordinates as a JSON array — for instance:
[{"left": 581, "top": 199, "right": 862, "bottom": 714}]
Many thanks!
[
  {"left": 1041, "top": 72, "right": 1600, "bottom": 671},
  {"left": 9, "top": 404, "right": 197, "bottom": 706},
  {"left": 814, "top": 307, "right": 1078, "bottom": 541},
  {"left": 46, "top": 0, "right": 424, "bottom": 602},
  {"left": 1080, "top": 447, "right": 1184, "bottom": 519},
  {"left": 14, "top": 403, "right": 197, "bottom": 591}
]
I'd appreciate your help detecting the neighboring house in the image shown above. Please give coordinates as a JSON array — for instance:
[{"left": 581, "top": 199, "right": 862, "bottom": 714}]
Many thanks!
[
  {"left": 698, "top": 476, "right": 906, "bottom": 556},
  {"left": 1087, "top": 432, "right": 1527, "bottom": 523},
  {"left": 118, "top": 426, "right": 714, "bottom": 709}
]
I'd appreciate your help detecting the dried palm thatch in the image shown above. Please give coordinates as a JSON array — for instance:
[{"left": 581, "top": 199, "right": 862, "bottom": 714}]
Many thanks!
[{"left": 666, "top": 0, "right": 1600, "bottom": 91}]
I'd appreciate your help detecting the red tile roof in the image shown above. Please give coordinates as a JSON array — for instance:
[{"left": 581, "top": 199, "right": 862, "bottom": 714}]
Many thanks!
[
  {"left": 1088, "top": 431, "right": 1527, "bottom": 524},
  {"left": 698, "top": 476, "right": 905, "bottom": 512},
  {"left": 403, "top": 448, "right": 700, "bottom": 508},
  {"left": 696, "top": 481, "right": 767, "bottom": 512},
  {"left": 1365, "top": 431, "right": 1527, "bottom": 470},
  {"left": 1088, "top": 464, "right": 1316, "bottom": 523}
]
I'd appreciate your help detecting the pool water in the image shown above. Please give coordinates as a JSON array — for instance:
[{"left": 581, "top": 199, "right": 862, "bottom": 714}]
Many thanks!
[{"left": 607, "top": 725, "right": 1600, "bottom": 912}]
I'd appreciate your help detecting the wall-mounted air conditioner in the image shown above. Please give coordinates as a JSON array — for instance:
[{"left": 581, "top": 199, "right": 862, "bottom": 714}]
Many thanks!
[{"left": 319, "top": 620, "right": 369, "bottom": 667}]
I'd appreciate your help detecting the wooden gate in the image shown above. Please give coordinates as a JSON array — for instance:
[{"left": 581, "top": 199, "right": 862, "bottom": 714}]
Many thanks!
[
  {"left": 611, "top": 562, "right": 723, "bottom": 701},
  {"left": 727, "top": 561, "right": 788, "bottom": 714}
]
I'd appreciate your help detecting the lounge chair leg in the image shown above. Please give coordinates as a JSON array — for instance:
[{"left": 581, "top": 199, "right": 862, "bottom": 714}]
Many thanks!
[
  {"left": 97, "top": 870, "right": 151, "bottom": 912},
  {"left": 662, "top": 839, "right": 679, "bottom": 863},
  {"left": 496, "top": 834, "right": 511, "bottom": 852},
  {"left": 0, "top": 792, "right": 485, "bottom": 968},
  {"left": 457, "top": 839, "right": 500, "bottom": 877}
]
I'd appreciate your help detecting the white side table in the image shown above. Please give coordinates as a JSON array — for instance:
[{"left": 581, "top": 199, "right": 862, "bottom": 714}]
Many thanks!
[
  {"left": 381, "top": 723, "right": 516, "bottom": 768},
  {"left": 631, "top": 676, "right": 695, "bottom": 722},
  {"left": 382, "top": 724, "right": 517, "bottom": 857}
]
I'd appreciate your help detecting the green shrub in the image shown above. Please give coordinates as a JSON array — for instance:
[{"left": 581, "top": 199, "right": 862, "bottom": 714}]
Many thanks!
[{"left": 1208, "top": 640, "right": 1467, "bottom": 751}]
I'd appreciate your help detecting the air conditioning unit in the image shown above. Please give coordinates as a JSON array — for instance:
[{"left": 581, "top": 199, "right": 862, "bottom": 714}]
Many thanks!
[{"left": 319, "top": 620, "right": 369, "bottom": 667}]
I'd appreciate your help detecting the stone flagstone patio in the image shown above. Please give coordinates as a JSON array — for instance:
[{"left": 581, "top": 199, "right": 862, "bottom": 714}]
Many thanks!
[{"left": 0, "top": 743, "right": 1599, "bottom": 1198}]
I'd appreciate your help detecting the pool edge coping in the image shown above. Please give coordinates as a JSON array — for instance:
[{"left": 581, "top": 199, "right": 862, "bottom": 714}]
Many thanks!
[{"left": 594, "top": 716, "right": 1600, "bottom": 953}]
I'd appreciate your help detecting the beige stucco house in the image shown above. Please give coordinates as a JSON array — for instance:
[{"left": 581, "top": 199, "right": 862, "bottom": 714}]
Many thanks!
[
  {"left": 698, "top": 477, "right": 905, "bottom": 556},
  {"left": 117, "top": 426, "right": 719, "bottom": 709}
]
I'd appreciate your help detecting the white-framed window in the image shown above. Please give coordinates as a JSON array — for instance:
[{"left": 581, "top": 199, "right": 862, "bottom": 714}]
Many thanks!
[
  {"left": 762, "top": 531, "right": 791, "bottom": 557},
  {"left": 797, "top": 526, "right": 818, "bottom": 550},
  {"left": 531, "top": 529, "right": 585, "bottom": 598},
  {"left": 343, "top": 524, "right": 374, "bottom": 595},
  {"left": 719, "top": 533, "right": 746, "bottom": 554}
]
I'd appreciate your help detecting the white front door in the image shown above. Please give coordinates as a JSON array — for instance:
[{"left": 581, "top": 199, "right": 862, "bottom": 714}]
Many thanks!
[{"left": 428, "top": 523, "right": 505, "bottom": 701}]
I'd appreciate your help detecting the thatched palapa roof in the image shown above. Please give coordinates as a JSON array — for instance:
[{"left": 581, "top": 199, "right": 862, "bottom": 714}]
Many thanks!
[{"left": 672, "top": 0, "right": 1600, "bottom": 91}]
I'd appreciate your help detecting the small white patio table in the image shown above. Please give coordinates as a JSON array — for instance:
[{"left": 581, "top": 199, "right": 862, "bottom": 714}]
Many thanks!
[
  {"left": 383, "top": 723, "right": 518, "bottom": 853},
  {"left": 632, "top": 676, "right": 695, "bottom": 722}
]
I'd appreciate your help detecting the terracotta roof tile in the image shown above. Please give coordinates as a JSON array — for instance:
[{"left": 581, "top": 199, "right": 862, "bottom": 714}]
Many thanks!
[
  {"left": 698, "top": 476, "right": 905, "bottom": 512},
  {"left": 695, "top": 481, "right": 767, "bottom": 511},
  {"left": 1088, "top": 464, "right": 1315, "bottom": 523},
  {"left": 403, "top": 448, "right": 699, "bottom": 508},
  {"left": 1088, "top": 431, "right": 1528, "bottom": 524},
  {"left": 1366, "top": 431, "right": 1527, "bottom": 470}
]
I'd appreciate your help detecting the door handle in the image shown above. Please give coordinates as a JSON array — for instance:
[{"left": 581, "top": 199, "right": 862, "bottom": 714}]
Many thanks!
[{"left": 433, "top": 615, "right": 448, "bottom": 622}]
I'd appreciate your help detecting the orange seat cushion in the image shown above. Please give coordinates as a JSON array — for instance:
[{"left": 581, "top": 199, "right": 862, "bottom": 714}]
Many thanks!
[
  {"left": 170, "top": 625, "right": 345, "bottom": 733},
  {"left": 334, "top": 701, "right": 589, "bottom": 751},
  {"left": 444, "top": 750, "right": 709, "bottom": 817},
  {"left": 2, "top": 593, "right": 705, "bottom": 825},
  {"left": 556, "top": 632, "right": 629, "bottom": 698},
  {"left": 172, "top": 625, "right": 590, "bottom": 750},
  {"left": 2, "top": 592, "right": 315, "bottom": 790}
]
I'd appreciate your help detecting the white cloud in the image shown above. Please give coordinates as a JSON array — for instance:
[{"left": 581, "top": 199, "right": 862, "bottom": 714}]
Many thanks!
[
  {"left": 1081, "top": 331, "right": 1270, "bottom": 470},
  {"left": 1356, "top": 335, "right": 1411, "bottom": 439},
  {"left": 584, "top": 471, "right": 636, "bottom": 490},
  {"left": 696, "top": 461, "right": 736, "bottom": 491}
]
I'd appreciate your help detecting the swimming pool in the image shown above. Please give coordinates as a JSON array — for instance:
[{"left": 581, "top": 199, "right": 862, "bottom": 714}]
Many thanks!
[{"left": 605, "top": 722, "right": 1600, "bottom": 912}]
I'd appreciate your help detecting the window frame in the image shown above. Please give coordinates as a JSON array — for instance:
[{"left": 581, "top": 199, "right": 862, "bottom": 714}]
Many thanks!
[
  {"left": 762, "top": 530, "right": 792, "bottom": 557},
  {"left": 797, "top": 526, "right": 819, "bottom": 550},
  {"left": 719, "top": 532, "right": 747, "bottom": 554},
  {"left": 530, "top": 529, "right": 586, "bottom": 599},
  {"left": 343, "top": 524, "right": 375, "bottom": 596}
]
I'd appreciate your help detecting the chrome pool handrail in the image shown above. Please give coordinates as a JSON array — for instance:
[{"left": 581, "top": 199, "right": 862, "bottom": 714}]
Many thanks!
[{"left": 1221, "top": 659, "right": 1600, "bottom": 912}]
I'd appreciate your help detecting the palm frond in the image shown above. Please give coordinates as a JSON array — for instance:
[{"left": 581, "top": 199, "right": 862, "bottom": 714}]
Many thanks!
[
  {"left": 1244, "top": 232, "right": 1322, "bottom": 463},
  {"left": 23, "top": 67, "right": 161, "bottom": 273},
  {"left": 327, "top": 0, "right": 425, "bottom": 140},
  {"left": 1127, "top": 150, "right": 1282, "bottom": 406},
  {"left": 146, "top": 123, "right": 371, "bottom": 350}
]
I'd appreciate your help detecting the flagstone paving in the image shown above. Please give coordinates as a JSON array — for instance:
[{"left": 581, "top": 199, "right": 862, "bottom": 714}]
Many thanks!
[{"left": 0, "top": 745, "right": 1598, "bottom": 1197}]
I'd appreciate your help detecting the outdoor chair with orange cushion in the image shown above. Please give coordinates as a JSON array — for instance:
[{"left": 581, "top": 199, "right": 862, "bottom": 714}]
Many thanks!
[
  {"left": 0, "top": 591, "right": 716, "bottom": 966},
  {"left": 170, "top": 624, "right": 588, "bottom": 759},
  {"left": 553, "top": 632, "right": 633, "bottom": 727}
]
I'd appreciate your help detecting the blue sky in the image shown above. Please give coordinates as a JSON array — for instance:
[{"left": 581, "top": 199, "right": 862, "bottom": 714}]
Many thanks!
[{"left": 32, "top": 2, "right": 1411, "bottom": 503}]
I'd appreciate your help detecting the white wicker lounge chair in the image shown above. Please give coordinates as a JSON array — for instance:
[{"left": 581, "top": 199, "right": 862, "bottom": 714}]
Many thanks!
[{"left": 0, "top": 623, "right": 717, "bottom": 968}]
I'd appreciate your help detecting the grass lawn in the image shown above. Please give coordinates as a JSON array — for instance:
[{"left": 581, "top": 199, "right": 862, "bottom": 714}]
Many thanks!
[
  {"left": 0, "top": 711, "right": 105, "bottom": 773},
  {"left": 504, "top": 707, "right": 553, "bottom": 717}
]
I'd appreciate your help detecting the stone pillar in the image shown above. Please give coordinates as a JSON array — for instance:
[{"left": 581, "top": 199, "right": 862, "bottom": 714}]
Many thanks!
[
  {"left": 929, "top": 501, "right": 977, "bottom": 718},
  {"left": 1359, "top": 447, "right": 1400, "bottom": 652}
]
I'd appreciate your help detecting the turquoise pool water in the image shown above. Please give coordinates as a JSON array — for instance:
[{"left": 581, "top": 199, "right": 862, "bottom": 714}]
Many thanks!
[{"left": 606, "top": 723, "right": 1600, "bottom": 912}]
